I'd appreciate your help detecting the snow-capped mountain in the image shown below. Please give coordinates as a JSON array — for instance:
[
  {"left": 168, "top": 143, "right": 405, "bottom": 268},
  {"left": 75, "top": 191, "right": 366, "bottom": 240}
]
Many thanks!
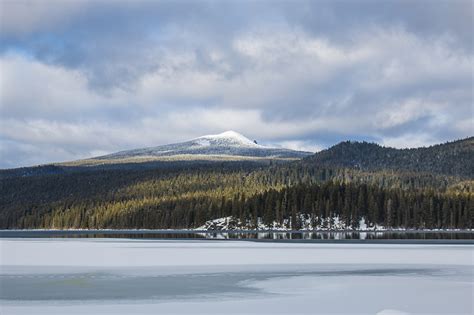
[{"left": 95, "top": 131, "right": 312, "bottom": 161}]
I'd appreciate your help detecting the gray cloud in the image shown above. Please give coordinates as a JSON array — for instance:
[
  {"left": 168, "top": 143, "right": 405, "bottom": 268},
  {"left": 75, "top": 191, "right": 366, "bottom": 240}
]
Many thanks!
[{"left": 0, "top": 0, "right": 472, "bottom": 168}]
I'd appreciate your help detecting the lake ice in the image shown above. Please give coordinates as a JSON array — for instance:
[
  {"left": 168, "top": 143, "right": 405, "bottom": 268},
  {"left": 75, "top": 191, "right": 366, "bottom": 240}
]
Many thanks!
[{"left": 0, "top": 239, "right": 472, "bottom": 314}]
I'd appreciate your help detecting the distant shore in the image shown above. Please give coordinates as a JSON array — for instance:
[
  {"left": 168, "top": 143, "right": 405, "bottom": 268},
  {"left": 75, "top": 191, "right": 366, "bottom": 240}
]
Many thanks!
[
  {"left": 1, "top": 229, "right": 473, "bottom": 245},
  {"left": 1, "top": 228, "right": 473, "bottom": 233}
]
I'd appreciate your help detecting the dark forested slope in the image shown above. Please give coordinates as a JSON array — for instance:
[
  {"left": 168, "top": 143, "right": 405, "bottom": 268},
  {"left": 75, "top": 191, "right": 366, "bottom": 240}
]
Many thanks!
[{"left": 304, "top": 137, "right": 473, "bottom": 178}]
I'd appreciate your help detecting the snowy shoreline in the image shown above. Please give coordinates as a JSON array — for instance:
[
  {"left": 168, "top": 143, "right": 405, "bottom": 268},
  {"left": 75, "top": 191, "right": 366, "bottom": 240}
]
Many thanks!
[{"left": 1, "top": 228, "right": 473, "bottom": 232}]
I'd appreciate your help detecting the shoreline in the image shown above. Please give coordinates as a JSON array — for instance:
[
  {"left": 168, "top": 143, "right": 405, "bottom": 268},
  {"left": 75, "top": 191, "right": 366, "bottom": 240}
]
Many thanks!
[
  {"left": 1, "top": 229, "right": 473, "bottom": 233},
  {"left": 1, "top": 229, "right": 473, "bottom": 244}
]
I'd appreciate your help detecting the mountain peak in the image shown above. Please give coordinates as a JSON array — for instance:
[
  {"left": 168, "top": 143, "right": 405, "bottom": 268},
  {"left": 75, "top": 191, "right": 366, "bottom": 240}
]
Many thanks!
[
  {"left": 217, "top": 130, "right": 247, "bottom": 138},
  {"left": 196, "top": 130, "right": 261, "bottom": 147}
]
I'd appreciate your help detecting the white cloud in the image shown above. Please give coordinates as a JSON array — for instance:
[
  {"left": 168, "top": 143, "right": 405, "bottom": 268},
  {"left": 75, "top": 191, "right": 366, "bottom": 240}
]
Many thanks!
[
  {"left": 381, "top": 134, "right": 441, "bottom": 149},
  {"left": 273, "top": 140, "right": 320, "bottom": 153},
  {"left": 0, "top": 54, "right": 120, "bottom": 119},
  {"left": 373, "top": 99, "right": 446, "bottom": 129}
]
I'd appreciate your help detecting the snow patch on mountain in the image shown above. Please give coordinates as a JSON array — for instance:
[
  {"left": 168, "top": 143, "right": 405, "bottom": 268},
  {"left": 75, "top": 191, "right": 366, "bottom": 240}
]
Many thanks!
[
  {"left": 195, "top": 131, "right": 263, "bottom": 148},
  {"left": 194, "top": 139, "right": 211, "bottom": 147},
  {"left": 95, "top": 130, "right": 312, "bottom": 160}
]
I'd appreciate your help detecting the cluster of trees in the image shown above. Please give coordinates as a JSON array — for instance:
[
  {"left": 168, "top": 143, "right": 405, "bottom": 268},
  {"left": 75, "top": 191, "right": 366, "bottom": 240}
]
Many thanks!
[
  {"left": 0, "top": 164, "right": 273, "bottom": 229},
  {"left": 250, "top": 183, "right": 472, "bottom": 230}
]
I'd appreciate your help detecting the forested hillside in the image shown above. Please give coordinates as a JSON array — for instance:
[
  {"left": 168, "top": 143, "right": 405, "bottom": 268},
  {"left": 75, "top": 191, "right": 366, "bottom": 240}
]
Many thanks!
[
  {"left": 304, "top": 137, "right": 474, "bottom": 178},
  {"left": 1, "top": 137, "right": 472, "bottom": 230}
]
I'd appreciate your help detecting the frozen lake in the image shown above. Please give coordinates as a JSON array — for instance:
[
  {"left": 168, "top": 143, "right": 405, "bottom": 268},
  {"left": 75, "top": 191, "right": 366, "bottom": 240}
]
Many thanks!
[
  {"left": 1, "top": 239, "right": 473, "bottom": 314},
  {"left": 1, "top": 229, "right": 472, "bottom": 241}
]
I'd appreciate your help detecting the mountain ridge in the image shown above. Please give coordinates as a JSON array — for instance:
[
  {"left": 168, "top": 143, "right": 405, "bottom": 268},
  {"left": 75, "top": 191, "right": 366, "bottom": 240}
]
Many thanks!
[
  {"left": 303, "top": 136, "right": 474, "bottom": 178},
  {"left": 95, "top": 130, "right": 312, "bottom": 161},
  {"left": 0, "top": 131, "right": 311, "bottom": 178},
  {"left": 1, "top": 135, "right": 472, "bottom": 181}
]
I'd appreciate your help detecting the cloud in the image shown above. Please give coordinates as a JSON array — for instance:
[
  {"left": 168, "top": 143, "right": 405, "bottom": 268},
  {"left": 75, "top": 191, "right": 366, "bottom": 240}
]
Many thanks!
[
  {"left": 0, "top": 54, "right": 107, "bottom": 120},
  {"left": 273, "top": 141, "right": 320, "bottom": 153},
  {"left": 0, "top": 0, "right": 89, "bottom": 36},
  {"left": 0, "top": 0, "right": 472, "bottom": 168}
]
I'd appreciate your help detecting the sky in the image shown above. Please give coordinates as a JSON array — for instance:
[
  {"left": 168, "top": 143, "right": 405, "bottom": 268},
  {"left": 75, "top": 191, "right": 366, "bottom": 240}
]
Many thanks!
[{"left": 0, "top": 0, "right": 472, "bottom": 168}]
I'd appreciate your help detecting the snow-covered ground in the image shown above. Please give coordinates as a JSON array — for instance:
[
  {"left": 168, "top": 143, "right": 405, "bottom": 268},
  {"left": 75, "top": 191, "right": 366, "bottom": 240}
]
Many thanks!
[
  {"left": 1, "top": 239, "right": 473, "bottom": 314},
  {"left": 196, "top": 215, "right": 423, "bottom": 231}
]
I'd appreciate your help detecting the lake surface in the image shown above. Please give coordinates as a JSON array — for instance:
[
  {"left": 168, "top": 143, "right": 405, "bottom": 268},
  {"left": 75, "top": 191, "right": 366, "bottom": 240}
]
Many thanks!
[
  {"left": 1, "top": 238, "right": 473, "bottom": 314},
  {"left": 1, "top": 229, "right": 472, "bottom": 242}
]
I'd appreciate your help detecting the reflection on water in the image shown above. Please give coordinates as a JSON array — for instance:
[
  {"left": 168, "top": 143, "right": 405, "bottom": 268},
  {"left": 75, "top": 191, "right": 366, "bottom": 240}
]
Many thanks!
[{"left": 0, "top": 230, "right": 472, "bottom": 240}]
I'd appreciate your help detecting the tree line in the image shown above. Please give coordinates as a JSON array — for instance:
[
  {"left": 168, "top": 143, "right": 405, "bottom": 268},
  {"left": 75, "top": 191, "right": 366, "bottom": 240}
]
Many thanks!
[{"left": 1, "top": 157, "right": 472, "bottom": 230}]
